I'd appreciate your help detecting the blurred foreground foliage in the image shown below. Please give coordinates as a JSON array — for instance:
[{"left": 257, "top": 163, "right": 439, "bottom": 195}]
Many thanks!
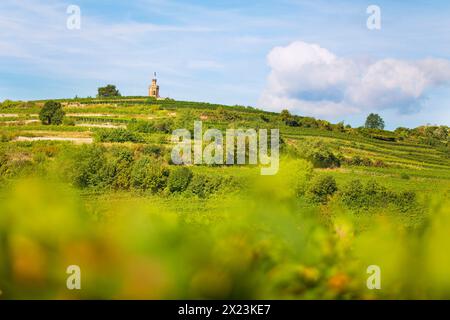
[{"left": 0, "top": 159, "right": 449, "bottom": 299}]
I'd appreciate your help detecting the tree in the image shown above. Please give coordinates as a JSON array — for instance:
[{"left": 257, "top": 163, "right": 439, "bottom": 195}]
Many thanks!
[
  {"left": 39, "top": 101, "right": 65, "bottom": 125},
  {"left": 336, "top": 121, "right": 345, "bottom": 132},
  {"left": 280, "top": 109, "right": 299, "bottom": 127},
  {"left": 365, "top": 113, "right": 385, "bottom": 130},
  {"left": 97, "top": 85, "right": 121, "bottom": 98},
  {"left": 280, "top": 109, "right": 292, "bottom": 122},
  {"left": 0, "top": 99, "right": 17, "bottom": 108}
]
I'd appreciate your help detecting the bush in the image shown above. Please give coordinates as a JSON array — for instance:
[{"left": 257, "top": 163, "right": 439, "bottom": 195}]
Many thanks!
[
  {"left": 63, "top": 118, "right": 76, "bottom": 126},
  {"left": 373, "top": 159, "right": 386, "bottom": 168},
  {"left": 260, "top": 114, "right": 270, "bottom": 122},
  {"left": 0, "top": 100, "right": 18, "bottom": 109},
  {"left": 341, "top": 179, "right": 389, "bottom": 209},
  {"left": 131, "top": 157, "right": 169, "bottom": 193},
  {"left": 68, "top": 145, "right": 170, "bottom": 191},
  {"left": 142, "top": 144, "right": 164, "bottom": 157},
  {"left": 394, "top": 191, "right": 417, "bottom": 212},
  {"left": 298, "top": 140, "right": 341, "bottom": 168},
  {"left": 347, "top": 156, "right": 362, "bottom": 166},
  {"left": 0, "top": 131, "right": 14, "bottom": 142},
  {"left": 188, "top": 174, "right": 223, "bottom": 198},
  {"left": 0, "top": 151, "right": 34, "bottom": 182},
  {"left": 344, "top": 156, "right": 385, "bottom": 168},
  {"left": 309, "top": 148, "right": 341, "bottom": 168},
  {"left": 167, "top": 167, "right": 193, "bottom": 193},
  {"left": 340, "top": 179, "right": 364, "bottom": 207},
  {"left": 400, "top": 173, "right": 411, "bottom": 180},
  {"left": 153, "top": 119, "right": 174, "bottom": 133},
  {"left": 340, "top": 179, "right": 417, "bottom": 212},
  {"left": 95, "top": 129, "right": 143, "bottom": 143},
  {"left": 106, "top": 148, "right": 134, "bottom": 190},
  {"left": 280, "top": 109, "right": 299, "bottom": 127},
  {"left": 307, "top": 175, "right": 338, "bottom": 203},
  {"left": 128, "top": 120, "right": 155, "bottom": 133},
  {"left": 217, "top": 108, "right": 242, "bottom": 122},
  {"left": 70, "top": 145, "right": 108, "bottom": 188}
]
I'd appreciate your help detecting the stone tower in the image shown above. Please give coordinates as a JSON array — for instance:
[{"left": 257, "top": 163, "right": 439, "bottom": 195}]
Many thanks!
[{"left": 148, "top": 72, "right": 160, "bottom": 98}]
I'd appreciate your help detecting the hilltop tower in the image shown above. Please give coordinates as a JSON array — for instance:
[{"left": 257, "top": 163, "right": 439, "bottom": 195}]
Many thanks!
[{"left": 148, "top": 72, "right": 160, "bottom": 98}]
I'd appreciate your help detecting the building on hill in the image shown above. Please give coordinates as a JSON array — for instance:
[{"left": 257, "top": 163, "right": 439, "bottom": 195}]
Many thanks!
[{"left": 148, "top": 72, "right": 160, "bottom": 98}]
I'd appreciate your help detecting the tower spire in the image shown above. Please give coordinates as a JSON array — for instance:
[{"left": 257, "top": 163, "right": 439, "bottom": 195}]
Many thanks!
[{"left": 149, "top": 72, "right": 160, "bottom": 98}]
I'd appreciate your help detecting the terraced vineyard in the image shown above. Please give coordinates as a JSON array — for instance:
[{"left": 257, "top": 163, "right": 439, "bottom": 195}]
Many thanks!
[
  {"left": 0, "top": 96, "right": 449, "bottom": 299},
  {"left": 1, "top": 97, "right": 449, "bottom": 198}
]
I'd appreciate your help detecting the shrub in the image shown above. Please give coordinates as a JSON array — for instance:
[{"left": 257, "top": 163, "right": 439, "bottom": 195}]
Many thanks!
[
  {"left": 340, "top": 179, "right": 364, "bottom": 208},
  {"left": 70, "top": 145, "right": 107, "bottom": 188},
  {"left": 335, "top": 122, "right": 345, "bottom": 132},
  {"left": 0, "top": 131, "right": 14, "bottom": 142},
  {"left": 298, "top": 140, "right": 340, "bottom": 168},
  {"left": 107, "top": 148, "right": 134, "bottom": 190},
  {"left": 153, "top": 119, "right": 174, "bottom": 133},
  {"left": 95, "top": 129, "right": 143, "bottom": 143},
  {"left": 167, "top": 167, "right": 193, "bottom": 193},
  {"left": 0, "top": 99, "right": 17, "bottom": 108},
  {"left": 217, "top": 108, "right": 242, "bottom": 121},
  {"left": 394, "top": 191, "right": 417, "bottom": 212},
  {"left": 260, "top": 114, "right": 270, "bottom": 122},
  {"left": 289, "top": 159, "right": 314, "bottom": 196},
  {"left": 340, "top": 179, "right": 417, "bottom": 212},
  {"left": 188, "top": 174, "right": 223, "bottom": 198},
  {"left": 0, "top": 151, "right": 34, "bottom": 179},
  {"left": 373, "top": 159, "right": 386, "bottom": 168},
  {"left": 142, "top": 144, "right": 164, "bottom": 157},
  {"left": 307, "top": 175, "right": 338, "bottom": 203},
  {"left": 131, "top": 157, "right": 169, "bottom": 193},
  {"left": 345, "top": 156, "right": 383, "bottom": 167},
  {"left": 364, "top": 180, "right": 392, "bottom": 206},
  {"left": 128, "top": 120, "right": 155, "bottom": 133},
  {"left": 280, "top": 109, "right": 299, "bottom": 127},
  {"left": 341, "top": 179, "right": 389, "bottom": 209},
  {"left": 63, "top": 118, "right": 76, "bottom": 126},
  {"left": 400, "top": 173, "right": 411, "bottom": 180},
  {"left": 349, "top": 156, "right": 363, "bottom": 166},
  {"left": 308, "top": 148, "right": 341, "bottom": 168}
]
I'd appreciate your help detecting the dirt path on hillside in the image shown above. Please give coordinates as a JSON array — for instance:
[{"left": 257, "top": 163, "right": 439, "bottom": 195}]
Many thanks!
[
  {"left": 0, "top": 114, "right": 40, "bottom": 118},
  {"left": 14, "top": 136, "right": 93, "bottom": 144},
  {"left": 67, "top": 113, "right": 116, "bottom": 117},
  {"left": 1, "top": 120, "right": 40, "bottom": 125},
  {"left": 75, "top": 123, "right": 126, "bottom": 129},
  {"left": 0, "top": 114, "right": 19, "bottom": 117}
]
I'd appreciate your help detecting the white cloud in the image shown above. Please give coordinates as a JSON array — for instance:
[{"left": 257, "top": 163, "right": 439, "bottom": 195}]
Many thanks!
[
  {"left": 0, "top": 0, "right": 281, "bottom": 101},
  {"left": 259, "top": 41, "right": 450, "bottom": 117}
]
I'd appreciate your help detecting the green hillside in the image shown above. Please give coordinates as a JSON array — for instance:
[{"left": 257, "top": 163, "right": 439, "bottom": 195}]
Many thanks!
[
  {"left": 0, "top": 96, "right": 449, "bottom": 299},
  {"left": 1, "top": 96, "right": 449, "bottom": 185}
]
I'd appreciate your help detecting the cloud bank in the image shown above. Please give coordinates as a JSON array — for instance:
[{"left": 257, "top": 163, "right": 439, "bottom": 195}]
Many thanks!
[{"left": 259, "top": 41, "right": 450, "bottom": 117}]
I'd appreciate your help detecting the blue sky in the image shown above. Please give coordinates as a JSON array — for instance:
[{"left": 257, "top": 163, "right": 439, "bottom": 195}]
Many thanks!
[{"left": 0, "top": 0, "right": 449, "bottom": 129}]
